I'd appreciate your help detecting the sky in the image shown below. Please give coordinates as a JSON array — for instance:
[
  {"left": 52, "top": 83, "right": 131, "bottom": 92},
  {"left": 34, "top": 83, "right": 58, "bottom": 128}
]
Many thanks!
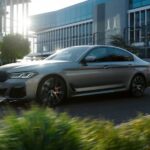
[{"left": 29, "top": 0, "right": 86, "bottom": 15}]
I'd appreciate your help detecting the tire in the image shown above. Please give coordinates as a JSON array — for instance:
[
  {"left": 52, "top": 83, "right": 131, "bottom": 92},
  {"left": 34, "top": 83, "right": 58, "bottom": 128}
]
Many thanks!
[
  {"left": 37, "top": 76, "right": 67, "bottom": 107},
  {"left": 130, "top": 75, "right": 146, "bottom": 97}
]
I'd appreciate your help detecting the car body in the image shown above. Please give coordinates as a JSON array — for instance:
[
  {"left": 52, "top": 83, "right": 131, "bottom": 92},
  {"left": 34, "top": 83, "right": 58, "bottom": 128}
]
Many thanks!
[{"left": 0, "top": 45, "right": 150, "bottom": 106}]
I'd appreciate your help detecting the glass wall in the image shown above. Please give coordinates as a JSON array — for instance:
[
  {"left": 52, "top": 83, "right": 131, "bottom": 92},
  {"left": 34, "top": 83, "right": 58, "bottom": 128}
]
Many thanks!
[
  {"left": 129, "top": 0, "right": 150, "bottom": 9},
  {"left": 30, "top": 0, "right": 108, "bottom": 31},
  {"left": 31, "top": 0, "right": 110, "bottom": 52},
  {"left": 36, "top": 21, "right": 93, "bottom": 53},
  {"left": 128, "top": 7, "right": 150, "bottom": 57},
  {"left": 129, "top": 8, "right": 150, "bottom": 43}
]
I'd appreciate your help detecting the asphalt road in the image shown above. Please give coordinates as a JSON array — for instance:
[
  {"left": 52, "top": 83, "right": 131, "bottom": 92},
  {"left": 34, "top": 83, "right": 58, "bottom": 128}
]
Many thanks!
[
  {"left": 0, "top": 88, "right": 150, "bottom": 124},
  {"left": 55, "top": 88, "right": 150, "bottom": 124}
]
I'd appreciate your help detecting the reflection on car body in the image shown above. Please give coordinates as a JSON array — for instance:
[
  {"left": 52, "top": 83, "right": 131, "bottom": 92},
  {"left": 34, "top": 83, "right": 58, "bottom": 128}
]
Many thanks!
[{"left": 22, "top": 52, "right": 53, "bottom": 62}]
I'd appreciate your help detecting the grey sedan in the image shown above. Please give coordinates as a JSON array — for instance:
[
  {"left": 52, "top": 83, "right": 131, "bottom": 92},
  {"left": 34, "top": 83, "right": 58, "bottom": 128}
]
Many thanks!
[{"left": 0, "top": 45, "right": 150, "bottom": 106}]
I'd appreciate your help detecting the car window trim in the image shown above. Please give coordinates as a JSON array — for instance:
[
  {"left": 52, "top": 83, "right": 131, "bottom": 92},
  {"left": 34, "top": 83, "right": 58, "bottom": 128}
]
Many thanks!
[
  {"left": 107, "top": 47, "right": 134, "bottom": 62},
  {"left": 80, "top": 46, "right": 108, "bottom": 64},
  {"left": 80, "top": 46, "right": 135, "bottom": 64}
]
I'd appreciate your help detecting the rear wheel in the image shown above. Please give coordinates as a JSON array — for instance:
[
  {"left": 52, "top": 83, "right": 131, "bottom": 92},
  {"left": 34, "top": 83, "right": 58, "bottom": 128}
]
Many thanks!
[
  {"left": 130, "top": 75, "right": 146, "bottom": 97},
  {"left": 37, "top": 76, "right": 67, "bottom": 107}
]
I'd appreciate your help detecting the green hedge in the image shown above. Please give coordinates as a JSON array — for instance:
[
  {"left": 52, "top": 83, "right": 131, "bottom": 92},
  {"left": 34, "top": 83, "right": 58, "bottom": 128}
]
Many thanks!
[{"left": 0, "top": 107, "right": 150, "bottom": 150}]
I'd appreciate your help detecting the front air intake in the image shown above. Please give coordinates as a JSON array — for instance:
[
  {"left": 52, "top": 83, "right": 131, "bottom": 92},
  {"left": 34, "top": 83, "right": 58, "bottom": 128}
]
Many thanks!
[{"left": 0, "top": 71, "right": 9, "bottom": 82}]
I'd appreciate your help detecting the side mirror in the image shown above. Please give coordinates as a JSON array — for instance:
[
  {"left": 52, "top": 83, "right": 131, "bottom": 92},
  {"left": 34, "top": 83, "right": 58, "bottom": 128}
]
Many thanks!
[{"left": 84, "top": 56, "right": 96, "bottom": 63}]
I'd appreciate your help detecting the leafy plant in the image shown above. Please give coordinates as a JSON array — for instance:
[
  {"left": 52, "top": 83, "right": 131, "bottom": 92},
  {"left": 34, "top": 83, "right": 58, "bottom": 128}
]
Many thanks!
[
  {"left": 1, "top": 34, "right": 30, "bottom": 64},
  {"left": 110, "top": 35, "right": 140, "bottom": 56}
]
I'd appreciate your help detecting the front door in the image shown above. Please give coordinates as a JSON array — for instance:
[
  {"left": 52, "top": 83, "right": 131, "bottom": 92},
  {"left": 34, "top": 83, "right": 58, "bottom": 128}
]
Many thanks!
[{"left": 66, "top": 46, "right": 135, "bottom": 93}]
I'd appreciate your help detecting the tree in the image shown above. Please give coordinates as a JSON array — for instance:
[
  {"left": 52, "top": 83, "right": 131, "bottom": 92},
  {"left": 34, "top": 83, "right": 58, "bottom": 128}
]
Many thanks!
[
  {"left": 1, "top": 34, "right": 30, "bottom": 64},
  {"left": 110, "top": 35, "right": 139, "bottom": 55}
]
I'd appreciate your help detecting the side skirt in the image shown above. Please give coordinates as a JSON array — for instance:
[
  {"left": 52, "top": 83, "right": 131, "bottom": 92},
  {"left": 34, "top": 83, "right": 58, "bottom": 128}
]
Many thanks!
[{"left": 72, "top": 87, "right": 127, "bottom": 97}]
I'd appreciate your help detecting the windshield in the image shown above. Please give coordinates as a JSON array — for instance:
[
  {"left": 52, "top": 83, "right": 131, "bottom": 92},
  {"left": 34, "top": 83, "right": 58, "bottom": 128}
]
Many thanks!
[{"left": 45, "top": 46, "right": 90, "bottom": 61}]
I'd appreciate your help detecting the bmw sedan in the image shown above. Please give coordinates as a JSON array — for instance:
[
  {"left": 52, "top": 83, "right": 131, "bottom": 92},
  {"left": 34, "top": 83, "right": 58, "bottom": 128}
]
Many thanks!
[{"left": 0, "top": 45, "right": 150, "bottom": 106}]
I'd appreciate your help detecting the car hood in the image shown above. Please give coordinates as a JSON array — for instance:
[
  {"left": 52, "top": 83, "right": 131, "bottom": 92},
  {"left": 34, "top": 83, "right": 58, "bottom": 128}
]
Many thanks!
[{"left": 0, "top": 60, "right": 72, "bottom": 73}]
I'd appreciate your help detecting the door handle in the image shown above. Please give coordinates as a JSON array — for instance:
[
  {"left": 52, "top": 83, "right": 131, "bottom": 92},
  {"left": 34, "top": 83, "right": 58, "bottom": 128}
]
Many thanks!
[
  {"left": 128, "top": 64, "right": 133, "bottom": 67},
  {"left": 103, "top": 65, "right": 110, "bottom": 69}
]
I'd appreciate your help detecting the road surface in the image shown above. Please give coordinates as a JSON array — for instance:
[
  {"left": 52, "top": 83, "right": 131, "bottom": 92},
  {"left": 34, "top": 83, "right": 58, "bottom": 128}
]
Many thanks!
[
  {"left": 55, "top": 88, "right": 150, "bottom": 124},
  {"left": 0, "top": 88, "right": 150, "bottom": 124}
]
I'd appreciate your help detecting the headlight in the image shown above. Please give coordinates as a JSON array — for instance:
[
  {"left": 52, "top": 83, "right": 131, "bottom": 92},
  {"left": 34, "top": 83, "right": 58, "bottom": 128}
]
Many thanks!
[{"left": 10, "top": 72, "right": 37, "bottom": 79}]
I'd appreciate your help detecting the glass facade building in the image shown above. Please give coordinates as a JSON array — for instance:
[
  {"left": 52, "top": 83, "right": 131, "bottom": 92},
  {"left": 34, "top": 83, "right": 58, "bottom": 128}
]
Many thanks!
[
  {"left": 128, "top": 0, "right": 150, "bottom": 57},
  {"left": 0, "top": 0, "right": 30, "bottom": 38},
  {"left": 31, "top": 0, "right": 107, "bottom": 31},
  {"left": 129, "top": 0, "right": 150, "bottom": 9},
  {"left": 30, "top": 0, "right": 150, "bottom": 57},
  {"left": 30, "top": 0, "right": 111, "bottom": 53},
  {"left": 36, "top": 21, "right": 93, "bottom": 52}
]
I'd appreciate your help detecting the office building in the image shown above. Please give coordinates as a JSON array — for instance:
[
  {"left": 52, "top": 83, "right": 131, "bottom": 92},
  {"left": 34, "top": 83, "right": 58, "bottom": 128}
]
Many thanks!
[
  {"left": 30, "top": 0, "right": 150, "bottom": 57},
  {"left": 0, "top": 0, "right": 30, "bottom": 38},
  {"left": 127, "top": 0, "right": 150, "bottom": 57},
  {"left": 30, "top": 0, "right": 128, "bottom": 53}
]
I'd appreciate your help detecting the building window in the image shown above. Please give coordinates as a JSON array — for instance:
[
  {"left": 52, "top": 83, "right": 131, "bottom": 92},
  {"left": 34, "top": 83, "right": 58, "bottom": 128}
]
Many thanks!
[
  {"left": 141, "top": 10, "right": 145, "bottom": 26},
  {"left": 130, "top": 13, "right": 134, "bottom": 28},
  {"left": 129, "top": 13, "right": 135, "bottom": 43},
  {"left": 147, "top": 9, "right": 150, "bottom": 25},
  {"left": 135, "top": 12, "right": 139, "bottom": 28}
]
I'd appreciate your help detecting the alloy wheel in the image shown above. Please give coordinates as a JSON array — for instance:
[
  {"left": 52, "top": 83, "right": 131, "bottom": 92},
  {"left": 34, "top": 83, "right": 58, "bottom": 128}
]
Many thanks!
[
  {"left": 38, "top": 76, "right": 66, "bottom": 107},
  {"left": 131, "top": 75, "right": 146, "bottom": 97}
]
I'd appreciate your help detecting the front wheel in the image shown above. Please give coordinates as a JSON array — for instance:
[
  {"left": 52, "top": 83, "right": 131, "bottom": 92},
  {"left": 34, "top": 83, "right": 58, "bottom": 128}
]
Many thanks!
[
  {"left": 130, "top": 75, "right": 146, "bottom": 97},
  {"left": 37, "top": 76, "right": 67, "bottom": 107}
]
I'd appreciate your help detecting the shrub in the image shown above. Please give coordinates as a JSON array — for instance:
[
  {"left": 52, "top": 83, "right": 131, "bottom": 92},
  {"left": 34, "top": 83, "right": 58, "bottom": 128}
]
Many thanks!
[
  {"left": 0, "top": 107, "right": 85, "bottom": 150},
  {"left": 118, "top": 116, "right": 150, "bottom": 150},
  {"left": 0, "top": 107, "right": 150, "bottom": 150}
]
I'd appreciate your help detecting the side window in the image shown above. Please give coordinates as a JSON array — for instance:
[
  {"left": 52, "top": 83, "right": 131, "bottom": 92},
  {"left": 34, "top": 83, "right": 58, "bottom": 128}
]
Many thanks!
[
  {"left": 85, "top": 47, "right": 108, "bottom": 62},
  {"left": 107, "top": 48, "right": 134, "bottom": 62}
]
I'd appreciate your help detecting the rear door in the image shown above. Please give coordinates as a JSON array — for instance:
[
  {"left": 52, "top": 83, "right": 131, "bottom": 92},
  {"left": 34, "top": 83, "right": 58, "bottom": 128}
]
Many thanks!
[{"left": 105, "top": 47, "right": 135, "bottom": 88}]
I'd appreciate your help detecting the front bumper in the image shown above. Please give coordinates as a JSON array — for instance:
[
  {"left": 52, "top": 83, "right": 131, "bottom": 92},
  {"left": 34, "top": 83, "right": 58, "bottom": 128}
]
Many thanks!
[
  {"left": 0, "top": 76, "right": 41, "bottom": 102},
  {"left": 0, "top": 81, "right": 27, "bottom": 102}
]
